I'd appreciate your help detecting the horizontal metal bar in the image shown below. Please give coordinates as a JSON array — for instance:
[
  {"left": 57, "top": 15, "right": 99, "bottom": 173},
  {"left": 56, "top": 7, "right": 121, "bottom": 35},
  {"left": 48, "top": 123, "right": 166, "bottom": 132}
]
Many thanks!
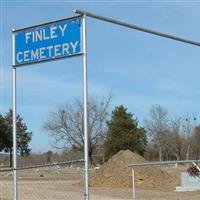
[
  {"left": 74, "top": 9, "right": 200, "bottom": 47},
  {"left": 12, "top": 15, "right": 82, "bottom": 33},
  {"left": 0, "top": 159, "right": 84, "bottom": 172},
  {"left": 0, "top": 168, "right": 13, "bottom": 172},
  {"left": 129, "top": 160, "right": 200, "bottom": 168}
]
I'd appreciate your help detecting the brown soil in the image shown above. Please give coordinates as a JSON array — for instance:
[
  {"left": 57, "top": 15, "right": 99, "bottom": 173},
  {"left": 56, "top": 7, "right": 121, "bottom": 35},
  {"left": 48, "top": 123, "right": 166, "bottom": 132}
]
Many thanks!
[{"left": 89, "top": 150, "right": 180, "bottom": 190}]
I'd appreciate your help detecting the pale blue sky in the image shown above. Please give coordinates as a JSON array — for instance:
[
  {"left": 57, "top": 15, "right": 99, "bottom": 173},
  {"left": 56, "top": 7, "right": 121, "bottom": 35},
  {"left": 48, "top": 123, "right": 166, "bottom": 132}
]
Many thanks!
[{"left": 1, "top": 1, "right": 200, "bottom": 152}]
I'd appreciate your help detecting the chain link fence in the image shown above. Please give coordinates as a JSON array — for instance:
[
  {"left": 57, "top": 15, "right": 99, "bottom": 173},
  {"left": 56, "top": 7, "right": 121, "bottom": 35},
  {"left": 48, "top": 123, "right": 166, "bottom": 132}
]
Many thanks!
[
  {"left": 129, "top": 160, "right": 200, "bottom": 200},
  {"left": 0, "top": 159, "right": 84, "bottom": 200},
  {"left": 0, "top": 167, "right": 13, "bottom": 200}
]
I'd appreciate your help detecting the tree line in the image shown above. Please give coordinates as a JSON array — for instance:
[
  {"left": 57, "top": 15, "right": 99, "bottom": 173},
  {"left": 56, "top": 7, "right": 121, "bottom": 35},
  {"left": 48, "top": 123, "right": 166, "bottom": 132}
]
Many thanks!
[
  {"left": 1, "top": 99, "right": 200, "bottom": 167},
  {"left": 44, "top": 98, "right": 200, "bottom": 164},
  {"left": 145, "top": 105, "right": 200, "bottom": 161}
]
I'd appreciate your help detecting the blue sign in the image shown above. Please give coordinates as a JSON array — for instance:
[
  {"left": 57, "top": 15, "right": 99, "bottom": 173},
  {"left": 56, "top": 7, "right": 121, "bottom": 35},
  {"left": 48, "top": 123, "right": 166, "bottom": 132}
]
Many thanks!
[{"left": 13, "top": 16, "right": 82, "bottom": 66}]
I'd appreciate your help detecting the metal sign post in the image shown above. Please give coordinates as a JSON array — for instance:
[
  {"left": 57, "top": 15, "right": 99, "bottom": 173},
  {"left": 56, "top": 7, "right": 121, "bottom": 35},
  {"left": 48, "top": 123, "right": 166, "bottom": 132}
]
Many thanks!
[
  {"left": 73, "top": 8, "right": 200, "bottom": 200},
  {"left": 11, "top": 15, "right": 85, "bottom": 200},
  {"left": 82, "top": 14, "right": 89, "bottom": 200},
  {"left": 12, "top": 29, "right": 18, "bottom": 200}
]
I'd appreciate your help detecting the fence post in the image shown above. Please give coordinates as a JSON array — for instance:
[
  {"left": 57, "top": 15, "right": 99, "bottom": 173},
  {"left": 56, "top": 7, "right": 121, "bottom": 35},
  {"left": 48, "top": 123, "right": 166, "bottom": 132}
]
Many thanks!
[{"left": 132, "top": 168, "right": 136, "bottom": 199}]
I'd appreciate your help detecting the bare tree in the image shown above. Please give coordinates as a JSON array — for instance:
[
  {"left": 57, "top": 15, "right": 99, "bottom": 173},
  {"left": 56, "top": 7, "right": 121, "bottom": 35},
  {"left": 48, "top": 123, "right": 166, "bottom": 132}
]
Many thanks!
[
  {"left": 181, "top": 116, "right": 198, "bottom": 160},
  {"left": 191, "top": 126, "right": 200, "bottom": 160},
  {"left": 145, "top": 105, "right": 199, "bottom": 161},
  {"left": 44, "top": 97, "right": 111, "bottom": 165},
  {"left": 145, "top": 105, "right": 169, "bottom": 161},
  {"left": 165, "top": 118, "right": 186, "bottom": 160}
]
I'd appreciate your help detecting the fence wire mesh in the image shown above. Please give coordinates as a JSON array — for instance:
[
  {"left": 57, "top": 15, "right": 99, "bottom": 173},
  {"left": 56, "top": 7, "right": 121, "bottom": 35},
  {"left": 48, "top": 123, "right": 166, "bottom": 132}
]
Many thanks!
[
  {"left": 0, "top": 160, "right": 84, "bottom": 200},
  {"left": 0, "top": 168, "right": 13, "bottom": 200}
]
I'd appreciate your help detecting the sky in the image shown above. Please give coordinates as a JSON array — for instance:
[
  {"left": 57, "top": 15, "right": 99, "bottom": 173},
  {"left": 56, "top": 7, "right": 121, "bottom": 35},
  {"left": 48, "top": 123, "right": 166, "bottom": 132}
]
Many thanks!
[{"left": 1, "top": 0, "right": 200, "bottom": 153}]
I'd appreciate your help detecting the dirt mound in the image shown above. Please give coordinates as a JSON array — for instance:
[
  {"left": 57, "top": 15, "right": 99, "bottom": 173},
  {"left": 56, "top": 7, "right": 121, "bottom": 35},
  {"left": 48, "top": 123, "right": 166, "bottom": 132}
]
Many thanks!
[{"left": 90, "top": 150, "right": 179, "bottom": 189}]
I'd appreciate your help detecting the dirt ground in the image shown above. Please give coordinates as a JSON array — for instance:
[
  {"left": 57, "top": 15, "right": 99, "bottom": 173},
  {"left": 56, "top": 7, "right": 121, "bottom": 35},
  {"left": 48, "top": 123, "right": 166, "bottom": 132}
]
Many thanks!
[
  {"left": 1, "top": 180, "right": 200, "bottom": 200},
  {"left": 92, "top": 188, "right": 200, "bottom": 200},
  {"left": 1, "top": 175, "right": 200, "bottom": 200},
  {"left": 1, "top": 150, "right": 200, "bottom": 200}
]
